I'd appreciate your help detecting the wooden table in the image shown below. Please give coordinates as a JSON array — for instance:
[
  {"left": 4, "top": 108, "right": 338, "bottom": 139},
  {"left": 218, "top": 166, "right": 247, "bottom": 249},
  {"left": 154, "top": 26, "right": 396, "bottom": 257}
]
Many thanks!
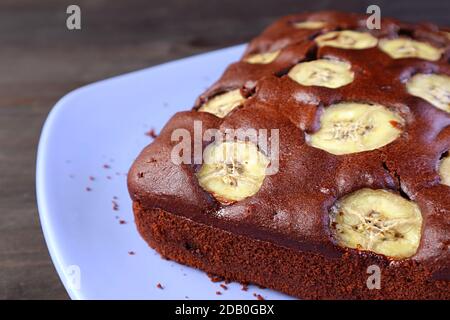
[{"left": 0, "top": 0, "right": 447, "bottom": 300}]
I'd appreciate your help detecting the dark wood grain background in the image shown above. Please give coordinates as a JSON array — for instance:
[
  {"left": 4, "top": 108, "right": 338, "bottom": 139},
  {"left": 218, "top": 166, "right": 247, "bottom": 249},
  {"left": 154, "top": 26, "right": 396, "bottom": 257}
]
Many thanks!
[{"left": 0, "top": 0, "right": 448, "bottom": 300}]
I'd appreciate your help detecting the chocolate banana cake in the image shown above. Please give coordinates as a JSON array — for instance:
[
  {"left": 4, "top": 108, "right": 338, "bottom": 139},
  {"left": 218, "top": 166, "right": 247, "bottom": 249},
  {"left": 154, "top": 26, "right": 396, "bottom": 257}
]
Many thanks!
[{"left": 128, "top": 11, "right": 450, "bottom": 299}]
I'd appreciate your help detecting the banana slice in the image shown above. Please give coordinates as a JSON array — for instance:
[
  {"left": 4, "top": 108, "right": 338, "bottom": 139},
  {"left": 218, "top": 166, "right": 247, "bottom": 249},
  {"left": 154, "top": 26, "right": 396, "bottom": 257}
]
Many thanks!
[
  {"left": 293, "top": 21, "right": 326, "bottom": 29},
  {"left": 330, "top": 188, "right": 423, "bottom": 259},
  {"left": 196, "top": 141, "right": 269, "bottom": 204},
  {"left": 315, "top": 31, "right": 378, "bottom": 49},
  {"left": 288, "top": 59, "right": 354, "bottom": 88},
  {"left": 378, "top": 38, "right": 442, "bottom": 61},
  {"left": 406, "top": 73, "right": 450, "bottom": 113},
  {"left": 439, "top": 154, "right": 450, "bottom": 186},
  {"left": 244, "top": 50, "right": 280, "bottom": 64},
  {"left": 198, "top": 89, "right": 245, "bottom": 118},
  {"left": 307, "top": 102, "right": 404, "bottom": 155}
]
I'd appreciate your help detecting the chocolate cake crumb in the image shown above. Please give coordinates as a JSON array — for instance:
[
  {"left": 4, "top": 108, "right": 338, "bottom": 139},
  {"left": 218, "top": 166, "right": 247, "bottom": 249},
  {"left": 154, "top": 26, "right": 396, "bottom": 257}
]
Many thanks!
[
  {"left": 119, "top": 220, "right": 127, "bottom": 225},
  {"left": 220, "top": 284, "right": 228, "bottom": 290},
  {"left": 156, "top": 283, "right": 164, "bottom": 289},
  {"left": 145, "top": 128, "right": 158, "bottom": 139},
  {"left": 85, "top": 187, "right": 92, "bottom": 192},
  {"left": 253, "top": 293, "right": 265, "bottom": 300},
  {"left": 112, "top": 200, "right": 119, "bottom": 211},
  {"left": 103, "top": 164, "right": 111, "bottom": 169},
  {"left": 89, "top": 176, "right": 95, "bottom": 181},
  {"left": 128, "top": 251, "right": 135, "bottom": 255},
  {"left": 208, "top": 274, "right": 224, "bottom": 283},
  {"left": 215, "top": 291, "right": 222, "bottom": 295}
]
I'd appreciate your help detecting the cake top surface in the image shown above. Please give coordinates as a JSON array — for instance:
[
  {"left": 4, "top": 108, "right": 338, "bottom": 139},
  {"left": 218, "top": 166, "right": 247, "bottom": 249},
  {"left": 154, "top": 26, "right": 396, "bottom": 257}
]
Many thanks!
[{"left": 128, "top": 11, "right": 450, "bottom": 266}]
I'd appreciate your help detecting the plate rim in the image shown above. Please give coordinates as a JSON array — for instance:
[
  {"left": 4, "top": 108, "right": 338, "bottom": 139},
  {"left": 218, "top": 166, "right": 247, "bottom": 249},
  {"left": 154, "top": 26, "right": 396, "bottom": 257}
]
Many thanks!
[{"left": 35, "top": 44, "right": 245, "bottom": 300}]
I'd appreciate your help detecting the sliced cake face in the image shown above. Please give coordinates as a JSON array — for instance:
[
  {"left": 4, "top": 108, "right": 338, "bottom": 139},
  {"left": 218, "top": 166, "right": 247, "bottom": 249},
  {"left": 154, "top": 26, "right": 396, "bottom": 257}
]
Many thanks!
[
  {"left": 329, "top": 188, "right": 423, "bottom": 259},
  {"left": 306, "top": 102, "right": 404, "bottom": 155}
]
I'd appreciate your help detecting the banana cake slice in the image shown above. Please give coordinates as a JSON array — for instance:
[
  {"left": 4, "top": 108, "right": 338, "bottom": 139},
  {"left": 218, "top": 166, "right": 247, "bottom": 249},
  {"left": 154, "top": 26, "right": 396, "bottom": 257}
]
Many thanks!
[{"left": 128, "top": 11, "right": 450, "bottom": 299}]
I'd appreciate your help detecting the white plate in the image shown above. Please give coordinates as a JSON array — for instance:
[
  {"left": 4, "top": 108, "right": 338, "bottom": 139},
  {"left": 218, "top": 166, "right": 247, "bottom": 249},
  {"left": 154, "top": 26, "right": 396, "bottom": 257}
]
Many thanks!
[{"left": 36, "top": 44, "right": 294, "bottom": 300}]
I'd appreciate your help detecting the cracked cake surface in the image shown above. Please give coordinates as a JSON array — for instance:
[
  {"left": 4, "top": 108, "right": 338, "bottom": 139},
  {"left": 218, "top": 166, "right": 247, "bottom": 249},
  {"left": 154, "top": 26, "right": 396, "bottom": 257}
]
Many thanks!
[{"left": 128, "top": 11, "right": 450, "bottom": 299}]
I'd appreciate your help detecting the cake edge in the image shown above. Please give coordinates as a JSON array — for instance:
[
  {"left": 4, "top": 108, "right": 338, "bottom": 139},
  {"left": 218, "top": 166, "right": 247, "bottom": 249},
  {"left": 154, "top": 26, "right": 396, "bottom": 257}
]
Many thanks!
[{"left": 133, "top": 201, "right": 449, "bottom": 300}]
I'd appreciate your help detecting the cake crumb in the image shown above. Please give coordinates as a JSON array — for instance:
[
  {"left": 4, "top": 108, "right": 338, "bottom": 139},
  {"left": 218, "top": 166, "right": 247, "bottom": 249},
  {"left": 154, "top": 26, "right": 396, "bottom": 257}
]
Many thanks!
[
  {"left": 119, "top": 220, "right": 127, "bottom": 225},
  {"left": 389, "top": 120, "right": 402, "bottom": 129},
  {"left": 215, "top": 291, "right": 222, "bottom": 295},
  {"left": 103, "top": 164, "right": 111, "bottom": 169},
  {"left": 156, "top": 283, "right": 164, "bottom": 289},
  {"left": 128, "top": 251, "right": 135, "bottom": 255},
  {"left": 89, "top": 176, "right": 95, "bottom": 181},
  {"left": 86, "top": 187, "right": 92, "bottom": 192},
  {"left": 208, "top": 274, "right": 224, "bottom": 283},
  {"left": 220, "top": 284, "right": 228, "bottom": 290},
  {"left": 112, "top": 200, "right": 119, "bottom": 211},
  {"left": 241, "top": 284, "right": 248, "bottom": 291},
  {"left": 320, "top": 187, "right": 330, "bottom": 194},
  {"left": 145, "top": 128, "right": 158, "bottom": 139},
  {"left": 253, "top": 293, "right": 264, "bottom": 300}
]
